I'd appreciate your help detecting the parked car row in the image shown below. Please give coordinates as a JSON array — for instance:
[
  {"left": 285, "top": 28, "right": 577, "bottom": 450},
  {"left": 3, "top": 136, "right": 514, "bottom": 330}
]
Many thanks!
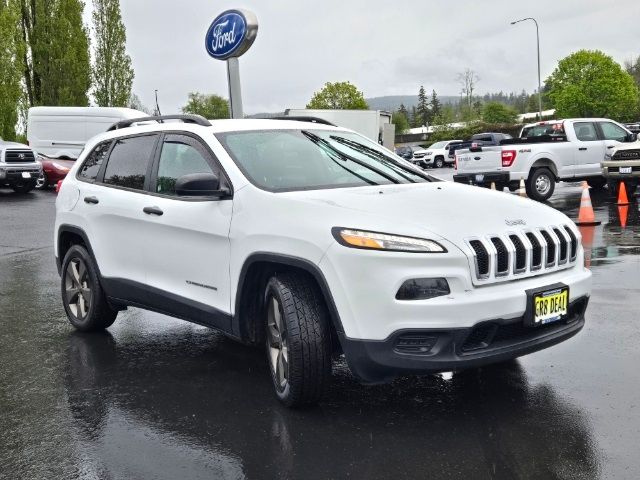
[{"left": 395, "top": 140, "right": 462, "bottom": 169}]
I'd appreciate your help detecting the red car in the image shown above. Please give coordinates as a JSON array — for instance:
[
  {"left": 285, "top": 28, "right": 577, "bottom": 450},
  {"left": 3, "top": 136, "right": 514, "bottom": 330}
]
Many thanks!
[{"left": 36, "top": 155, "right": 75, "bottom": 189}]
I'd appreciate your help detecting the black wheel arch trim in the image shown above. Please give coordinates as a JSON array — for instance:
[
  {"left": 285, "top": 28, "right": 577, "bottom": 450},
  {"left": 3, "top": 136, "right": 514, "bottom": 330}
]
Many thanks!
[
  {"left": 56, "top": 225, "right": 101, "bottom": 277},
  {"left": 234, "top": 252, "right": 346, "bottom": 341}
]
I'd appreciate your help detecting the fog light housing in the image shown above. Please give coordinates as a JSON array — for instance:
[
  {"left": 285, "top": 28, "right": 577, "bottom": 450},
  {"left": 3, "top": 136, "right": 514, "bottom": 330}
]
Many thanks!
[
  {"left": 0, "top": 168, "right": 5, "bottom": 179},
  {"left": 394, "top": 334, "right": 438, "bottom": 354},
  {"left": 396, "top": 278, "right": 450, "bottom": 300}
]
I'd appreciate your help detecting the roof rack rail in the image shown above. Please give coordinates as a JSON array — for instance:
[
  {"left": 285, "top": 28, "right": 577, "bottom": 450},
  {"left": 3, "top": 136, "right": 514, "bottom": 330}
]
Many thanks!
[
  {"left": 107, "top": 114, "right": 211, "bottom": 131},
  {"left": 268, "top": 116, "right": 336, "bottom": 126}
]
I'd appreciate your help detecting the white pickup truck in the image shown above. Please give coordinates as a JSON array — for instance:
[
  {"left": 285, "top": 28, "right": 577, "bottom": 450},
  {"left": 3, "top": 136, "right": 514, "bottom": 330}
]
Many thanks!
[{"left": 453, "top": 119, "right": 638, "bottom": 201}]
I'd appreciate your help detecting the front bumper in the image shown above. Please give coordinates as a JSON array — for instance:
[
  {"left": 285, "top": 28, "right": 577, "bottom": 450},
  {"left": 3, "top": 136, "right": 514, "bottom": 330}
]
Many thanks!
[
  {"left": 0, "top": 164, "right": 42, "bottom": 185},
  {"left": 340, "top": 296, "right": 588, "bottom": 383},
  {"left": 454, "top": 172, "right": 510, "bottom": 186}
]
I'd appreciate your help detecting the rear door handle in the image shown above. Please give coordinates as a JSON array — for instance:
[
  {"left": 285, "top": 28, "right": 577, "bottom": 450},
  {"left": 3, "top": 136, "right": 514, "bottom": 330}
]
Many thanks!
[
  {"left": 578, "top": 147, "right": 587, "bottom": 151},
  {"left": 143, "top": 206, "right": 163, "bottom": 216},
  {"left": 84, "top": 196, "right": 99, "bottom": 204}
]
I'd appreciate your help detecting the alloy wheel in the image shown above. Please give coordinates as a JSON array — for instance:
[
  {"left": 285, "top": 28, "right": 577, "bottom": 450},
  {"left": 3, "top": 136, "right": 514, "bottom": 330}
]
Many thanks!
[
  {"left": 35, "top": 172, "right": 46, "bottom": 189},
  {"left": 64, "top": 258, "right": 92, "bottom": 319},
  {"left": 266, "top": 296, "right": 288, "bottom": 390}
]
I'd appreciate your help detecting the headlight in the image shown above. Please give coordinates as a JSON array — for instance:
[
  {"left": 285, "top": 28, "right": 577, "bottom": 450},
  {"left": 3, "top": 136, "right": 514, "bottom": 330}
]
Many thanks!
[{"left": 332, "top": 228, "right": 446, "bottom": 253}]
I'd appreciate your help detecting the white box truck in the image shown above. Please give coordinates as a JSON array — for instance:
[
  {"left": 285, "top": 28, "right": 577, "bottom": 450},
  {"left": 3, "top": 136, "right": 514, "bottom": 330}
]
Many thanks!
[
  {"left": 27, "top": 107, "right": 146, "bottom": 159},
  {"left": 284, "top": 109, "right": 395, "bottom": 150}
]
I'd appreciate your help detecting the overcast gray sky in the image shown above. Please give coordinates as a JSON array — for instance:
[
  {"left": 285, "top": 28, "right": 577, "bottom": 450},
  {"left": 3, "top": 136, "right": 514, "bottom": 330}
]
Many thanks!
[{"left": 93, "top": 0, "right": 640, "bottom": 114}]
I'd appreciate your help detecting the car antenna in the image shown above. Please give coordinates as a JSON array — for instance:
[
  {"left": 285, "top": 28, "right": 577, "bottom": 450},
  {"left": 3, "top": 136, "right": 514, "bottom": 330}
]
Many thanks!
[{"left": 154, "top": 89, "right": 162, "bottom": 121}]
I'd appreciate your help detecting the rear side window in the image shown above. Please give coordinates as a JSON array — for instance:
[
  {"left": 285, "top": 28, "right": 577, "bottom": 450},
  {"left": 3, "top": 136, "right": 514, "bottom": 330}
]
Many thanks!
[
  {"left": 103, "top": 135, "right": 158, "bottom": 191},
  {"left": 574, "top": 122, "right": 599, "bottom": 142},
  {"left": 155, "top": 134, "right": 215, "bottom": 196},
  {"left": 78, "top": 141, "right": 111, "bottom": 181}
]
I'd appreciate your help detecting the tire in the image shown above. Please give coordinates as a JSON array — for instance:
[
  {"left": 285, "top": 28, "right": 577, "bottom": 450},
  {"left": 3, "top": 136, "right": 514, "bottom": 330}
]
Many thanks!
[
  {"left": 35, "top": 172, "right": 48, "bottom": 189},
  {"left": 587, "top": 177, "right": 606, "bottom": 190},
  {"left": 61, "top": 244, "right": 117, "bottom": 332},
  {"left": 525, "top": 168, "right": 555, "bottom": 201},
  {"left": 434, "top": 156, "right": 444, "bottom": 168},
  {"left": 12, "top": 183, "right": 35, "bottom": 194},
  {"left": 264, "top": 272, "right": 331, "bottom": 407}
]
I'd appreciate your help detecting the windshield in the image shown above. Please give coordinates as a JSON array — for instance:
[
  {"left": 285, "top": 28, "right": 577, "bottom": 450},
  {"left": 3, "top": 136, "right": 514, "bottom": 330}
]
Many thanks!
[
  {"left": 521, "top": 123, "right": 565, "bottom": 138},
  {"left": 429, "top": 141, "right": 447, "bottom": 149},
  {"left": 215, "top": 129, "right": 431, "bottom": 192}
]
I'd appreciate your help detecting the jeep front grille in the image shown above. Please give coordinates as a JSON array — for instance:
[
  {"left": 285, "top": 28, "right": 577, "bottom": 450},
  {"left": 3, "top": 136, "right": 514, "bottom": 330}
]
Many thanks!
[
  {"left": 467, "top": 225, "right": 578, "bottom": 283},
  {"left": 4, "top": 149, "right": 36, "bottom": 163}
]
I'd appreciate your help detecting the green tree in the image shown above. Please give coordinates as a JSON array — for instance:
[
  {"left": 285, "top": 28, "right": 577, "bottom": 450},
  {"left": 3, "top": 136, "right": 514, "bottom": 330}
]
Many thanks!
[
  {"left": 306, "top": 81, "right": 368, "bottom": 110},
  {"left": 392, "top": 110, "right": 409, "bottom": 134},
  {"left": 182, "top": 92, "right": 229, "bottom": 119},
  {"left": 430, "top": 90, "right": 442, "bottom": 119},
  {"left": 482, "top": 102, "right": 518, "bottom": 124},
  {"left": 398, "top": 103, "right": 409, "bottom": 119},
  {"left": 92, "top": 0, "right": 134, "bottom": 107},
  {"left": 416, "top": 85, "right": 429, "bottom": 126},
  {"left": 547, "top": 50, "right": 639, "bottom": 121},
  {"left": 0, "top": 0, "right": 23, "bottom": 139},
  {"left": 128, "top": 93, "right": 150, "bottom": 114},
  {"left": 20, "top": 0, "right": 91, "bottom": 106}
]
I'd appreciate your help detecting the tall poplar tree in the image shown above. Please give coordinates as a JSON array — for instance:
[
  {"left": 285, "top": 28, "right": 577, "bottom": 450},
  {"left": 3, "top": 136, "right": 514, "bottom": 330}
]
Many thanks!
[
  {"left": 20, "top": 0, "right": 91, "bottom": 107},
  {"left": 92, "top": 0, "right": 133, "bottom": 107},
  {"left": 0, "top": 0, "right": 23, "bottom": 139}
]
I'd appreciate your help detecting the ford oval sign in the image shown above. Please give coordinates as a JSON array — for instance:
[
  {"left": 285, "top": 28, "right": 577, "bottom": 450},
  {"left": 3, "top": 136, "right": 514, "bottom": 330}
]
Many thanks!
[{"left": 205, "top": 9, "right": 258, "bottom": 60}]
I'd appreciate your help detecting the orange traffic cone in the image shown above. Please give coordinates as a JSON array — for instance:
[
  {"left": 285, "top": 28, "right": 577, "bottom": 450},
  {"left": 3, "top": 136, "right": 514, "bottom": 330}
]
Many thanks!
[
  {"left": 575, "top": 181, "right": 601, "bottom": 226},
  {"left": 617, "top": 182, "right": 630, "bottom": 206},
  {"left": 618, "top": 205, "right": 629, "bottom": 228}
]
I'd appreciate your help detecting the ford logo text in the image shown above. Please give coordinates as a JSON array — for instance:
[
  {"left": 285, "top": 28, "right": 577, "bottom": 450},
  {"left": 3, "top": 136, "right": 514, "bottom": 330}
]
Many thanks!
[{"left": 205, "top": 10, "right": 258, "bottom": 60}]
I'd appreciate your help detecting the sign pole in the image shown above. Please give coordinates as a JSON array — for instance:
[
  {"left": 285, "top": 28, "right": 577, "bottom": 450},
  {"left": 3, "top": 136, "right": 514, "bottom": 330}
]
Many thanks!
[
  {"left": 205, "top": 9, "right": 258, "bottom": 120},
  {"left": 226, "top": 57, "right": 243, "bottom": 119}
]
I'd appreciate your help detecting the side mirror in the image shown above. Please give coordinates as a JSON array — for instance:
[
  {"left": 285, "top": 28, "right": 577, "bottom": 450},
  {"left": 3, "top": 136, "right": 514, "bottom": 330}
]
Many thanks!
[
  {"left": 175, "top": 172, "right": 227, "bottom": 197},
  {"left": 445, "top": 145, "right": 450, "bottom": 150},
  {"left": 627, "top": 132, "right": 638, "bottom": 142}
]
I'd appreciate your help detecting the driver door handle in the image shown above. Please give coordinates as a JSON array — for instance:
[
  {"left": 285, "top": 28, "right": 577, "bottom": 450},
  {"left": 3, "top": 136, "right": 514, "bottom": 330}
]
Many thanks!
[
  {"left": 578, "top": 147, "right": 587, "bottom": 151},
  {"left": 84, "top": 196, "right": 99, "bottom": 204},
  {"left": 143, "top": 206, "right": 163, "bottom": 216}
]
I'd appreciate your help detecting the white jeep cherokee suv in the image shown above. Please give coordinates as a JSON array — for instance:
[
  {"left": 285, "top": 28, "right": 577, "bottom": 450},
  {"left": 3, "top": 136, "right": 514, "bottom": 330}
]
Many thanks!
[{"left": 54, "top": 115, "right": 592, "bottom": 406}]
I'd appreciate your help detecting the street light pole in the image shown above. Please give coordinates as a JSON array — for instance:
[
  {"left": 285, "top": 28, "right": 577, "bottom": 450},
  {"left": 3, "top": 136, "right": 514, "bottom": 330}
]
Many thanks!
[{"left": 511, "top": 17, "right": 542, "bottom": 119}]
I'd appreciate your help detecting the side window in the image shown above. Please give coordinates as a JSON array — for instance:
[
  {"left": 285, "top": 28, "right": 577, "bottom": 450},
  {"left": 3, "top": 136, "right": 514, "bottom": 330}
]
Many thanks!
[
  {"left": 155, "top": 134, "right": 215, "bottom": 196},
  {"left": 599, "top": 122, "right": 628, "bottom": 142},
  {"left": 78, "top": 141, "right": 111, "bottom": 182},
  {"left": 574, "top": 122, "right": 599, "bottom": 142},
  {"left": 103, "top": 135, "right": 157, "bottom": 191}
]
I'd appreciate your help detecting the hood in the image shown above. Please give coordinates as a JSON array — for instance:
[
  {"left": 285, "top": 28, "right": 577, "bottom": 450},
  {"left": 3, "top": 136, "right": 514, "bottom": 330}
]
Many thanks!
[
  {"left": 0, "top": 140, "right": 30, "bottom": 150},
  {"left": 283, "top": 181, "right": 573, "bottom": 248}
]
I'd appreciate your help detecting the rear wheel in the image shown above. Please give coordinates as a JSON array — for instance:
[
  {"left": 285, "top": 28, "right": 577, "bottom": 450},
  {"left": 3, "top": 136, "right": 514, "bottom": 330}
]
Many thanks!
[
  {"left": 61, "top": 245, "right": 117, "bottom": 331},
  {"left": 264, "top": 272, "right": 331, "bottom": 407},
  {"left": 526, "top": 168, "right": 555, "bottom": 201}
]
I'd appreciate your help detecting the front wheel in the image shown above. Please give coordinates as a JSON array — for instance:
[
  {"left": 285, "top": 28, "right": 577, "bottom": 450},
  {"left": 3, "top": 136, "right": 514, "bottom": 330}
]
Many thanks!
[
  {"left": 61, "top": 245, "right": 117, "bottom": 331},
  {"left": 434, "top": 157, "right": 444, "bottom": 168},
  {"left": 264, "top": 273, "right": 331, "bottom": 407},
  {"left": 525, "top": 168, "right": 555, "bottom": 201},
  {"left": 35, "top": 172, "right": 48, "bottom": 189}
]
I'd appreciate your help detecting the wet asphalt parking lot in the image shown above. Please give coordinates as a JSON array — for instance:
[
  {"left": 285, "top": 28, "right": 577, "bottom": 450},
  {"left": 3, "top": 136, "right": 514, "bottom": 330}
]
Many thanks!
[{"left": 1, "top": 173, "right": 639, "bottom": 480}]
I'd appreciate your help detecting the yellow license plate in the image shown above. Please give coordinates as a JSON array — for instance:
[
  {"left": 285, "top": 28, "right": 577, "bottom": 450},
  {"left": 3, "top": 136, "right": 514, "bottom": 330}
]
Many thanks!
[{"left": 533, "top": 287, "right": 568, "bottom": 325}]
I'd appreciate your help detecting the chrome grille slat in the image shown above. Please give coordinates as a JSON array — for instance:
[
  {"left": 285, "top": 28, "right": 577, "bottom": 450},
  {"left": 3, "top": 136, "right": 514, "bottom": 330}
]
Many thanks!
[{"left": 466, "top": 225, "right": 577, "bottom": 284}]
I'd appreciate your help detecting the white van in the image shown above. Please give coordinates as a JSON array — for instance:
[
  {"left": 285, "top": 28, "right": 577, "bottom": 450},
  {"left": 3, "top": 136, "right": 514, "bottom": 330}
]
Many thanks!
[{"left": 27, "top": 107, "right": 146, "bottom": 159}]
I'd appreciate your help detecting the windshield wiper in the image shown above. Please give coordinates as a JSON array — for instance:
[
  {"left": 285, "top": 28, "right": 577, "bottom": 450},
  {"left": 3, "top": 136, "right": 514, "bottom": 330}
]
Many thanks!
[
  {"left": 329, "top": 135, "right": 431, "bottom": 183},
  {"left": 301, "top": 130, "right": 400, "bottom": 184}
]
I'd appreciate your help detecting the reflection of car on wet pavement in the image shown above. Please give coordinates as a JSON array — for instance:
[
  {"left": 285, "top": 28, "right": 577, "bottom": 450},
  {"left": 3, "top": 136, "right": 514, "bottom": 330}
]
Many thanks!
[
  {"left": 63, "top": 331, "right": 600, "bottom": 480},
  {"left": 55, "top": 114, "right": 592, "bottom": 407}
]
